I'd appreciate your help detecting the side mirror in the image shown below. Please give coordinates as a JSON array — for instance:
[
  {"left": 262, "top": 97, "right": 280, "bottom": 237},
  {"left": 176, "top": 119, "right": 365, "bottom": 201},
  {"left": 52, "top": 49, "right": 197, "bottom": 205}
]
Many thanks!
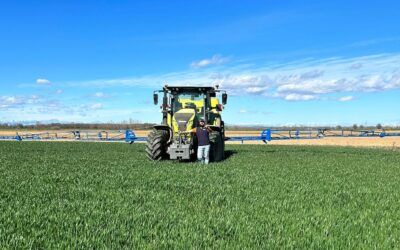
[
  {"left": 222, "top": 93, "right": 228, "bottom": 105},
  {"left": 153, "top": 93, "right": 158, "bottom": 105}
]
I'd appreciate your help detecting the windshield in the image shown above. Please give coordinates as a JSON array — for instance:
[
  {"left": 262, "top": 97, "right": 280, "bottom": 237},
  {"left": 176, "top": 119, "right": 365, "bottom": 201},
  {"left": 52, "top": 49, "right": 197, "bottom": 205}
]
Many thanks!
[
  {"left": 176, "top": 92, "right": 204, "bottom": 100},
  {"left": 172, "top": 92, "right": 205, "bottom": 112}
]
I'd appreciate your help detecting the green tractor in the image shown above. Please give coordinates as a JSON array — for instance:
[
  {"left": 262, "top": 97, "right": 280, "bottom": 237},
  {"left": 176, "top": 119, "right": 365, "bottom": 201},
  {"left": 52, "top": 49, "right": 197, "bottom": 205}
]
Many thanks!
[{"left": 146, "top": 85, "right": 228, "bottom": 161}]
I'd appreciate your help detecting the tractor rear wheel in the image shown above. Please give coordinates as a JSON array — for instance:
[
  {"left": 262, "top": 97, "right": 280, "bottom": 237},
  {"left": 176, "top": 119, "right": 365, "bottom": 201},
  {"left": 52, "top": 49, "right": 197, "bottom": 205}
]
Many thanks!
[
  {"left": 209, "top": 131, "right": 224, "bottom": 162},
  {"left": 146, "top": 129, "right": 169, "bottom": 161}
]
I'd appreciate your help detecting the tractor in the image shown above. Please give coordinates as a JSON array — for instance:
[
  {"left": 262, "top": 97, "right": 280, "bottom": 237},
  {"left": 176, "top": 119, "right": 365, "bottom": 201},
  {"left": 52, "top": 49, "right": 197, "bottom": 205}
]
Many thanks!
[{"left": 146, "top": 85, "right": 228, "bottom": 161}]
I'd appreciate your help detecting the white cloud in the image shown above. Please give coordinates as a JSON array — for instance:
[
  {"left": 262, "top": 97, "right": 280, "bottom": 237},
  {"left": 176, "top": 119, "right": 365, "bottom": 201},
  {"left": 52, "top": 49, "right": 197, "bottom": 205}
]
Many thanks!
[
  {"left": 350, "top": 63, "right": 363, "bottom": 69},
  {"left": 55, "top": 89, "right": 63, "bottom": 94},
  {"left": 90, "top": 103, "right": 103, "bottom": 110},
  {"left": 211, "top": 74, "right": 273, "bottom": 95},
  {"left": 239, "top": 109, "right": 247, "bottom": 113},
  {"left": 94, "top": 92, "right": 111, "bottom": 98},
  {"left": 190, "top": 55, "right": 229, "bottom": 69},
  {"left": 386, "top": 72, "right": 400, "bottom": 89},
  {"left": 338, "top": 96, "right": 354, "bottom": 102},
  {"left": 63, "top": 53, "right": 400, "bottom": 102},
  {"left": 94, "top": 92, "right": 105, "bottom": 98},
  {"left": 284, "top": 94, "right": 318, "bottom": 101},
  {"left": 0, "top": 95, "right": 42, "bottom": 109},
  {"left": 0, "top": 96, "right": 20, "bottom": 109},
  {"left": 36, "top": 78, "right": 51, "bottom": 85},
  {"left": 297, "top": 69, "right": 324, "bottom": 80}
]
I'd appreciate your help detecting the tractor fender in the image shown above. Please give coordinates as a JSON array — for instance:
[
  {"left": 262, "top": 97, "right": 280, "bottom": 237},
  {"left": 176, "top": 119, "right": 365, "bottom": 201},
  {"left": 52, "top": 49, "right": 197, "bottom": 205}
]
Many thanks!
[
  {"left": 153, "top": 125, "right": 173, "bottom": 143},
  {"left": 207, "top": 125, "right": 221, "bottom": 132}
]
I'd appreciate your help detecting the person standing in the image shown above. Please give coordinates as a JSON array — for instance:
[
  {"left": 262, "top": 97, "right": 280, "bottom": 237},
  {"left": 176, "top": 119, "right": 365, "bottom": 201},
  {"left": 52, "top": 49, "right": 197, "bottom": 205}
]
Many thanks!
[{"left": 183, "top": 119, "right": 212, "bottom": 164}]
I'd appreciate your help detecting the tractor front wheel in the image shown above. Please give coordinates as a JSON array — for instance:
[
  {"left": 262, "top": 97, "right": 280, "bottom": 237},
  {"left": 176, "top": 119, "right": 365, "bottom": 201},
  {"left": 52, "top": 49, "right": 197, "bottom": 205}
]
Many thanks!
[{"left": 146, "top": 129, "right": 169, "bottom": 161}]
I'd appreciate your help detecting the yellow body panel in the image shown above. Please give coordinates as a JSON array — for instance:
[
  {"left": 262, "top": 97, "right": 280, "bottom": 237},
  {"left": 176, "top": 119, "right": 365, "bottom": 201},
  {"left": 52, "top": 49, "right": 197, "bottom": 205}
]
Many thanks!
[
  {"left": 210, "top": 97, "right": 221, "bottom": 126},
  {"left": 210, "top": 97, "right": 219, "bottom": 108},
  {"left": 167, "top": 113, "right": 172, "bottom": 126},
  {"left": 171, "top": 108, "right": 196, "bottom": 134}
]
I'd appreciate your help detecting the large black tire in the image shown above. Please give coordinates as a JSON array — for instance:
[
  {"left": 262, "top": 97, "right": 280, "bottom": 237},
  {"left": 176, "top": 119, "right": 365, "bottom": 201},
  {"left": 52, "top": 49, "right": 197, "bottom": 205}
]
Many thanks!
[
  {"left": 209, "top": 131, "right": 224, "bottom": 162},
  {"left": 146, "top": 129, "right": 169, "bottom": 161}
]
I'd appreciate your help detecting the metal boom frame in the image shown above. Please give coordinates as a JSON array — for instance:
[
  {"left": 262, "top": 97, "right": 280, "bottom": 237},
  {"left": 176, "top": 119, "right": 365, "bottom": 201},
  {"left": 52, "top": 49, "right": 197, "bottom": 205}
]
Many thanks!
[{"left": 1, "top": 128, "right": 400, "bottom": 143}]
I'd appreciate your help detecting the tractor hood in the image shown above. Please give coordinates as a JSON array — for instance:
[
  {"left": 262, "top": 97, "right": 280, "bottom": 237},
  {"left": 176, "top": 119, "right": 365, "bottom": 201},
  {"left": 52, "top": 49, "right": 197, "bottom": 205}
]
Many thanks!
[{"left": 172, "top": 109, "right": 196, "bottom": 133}]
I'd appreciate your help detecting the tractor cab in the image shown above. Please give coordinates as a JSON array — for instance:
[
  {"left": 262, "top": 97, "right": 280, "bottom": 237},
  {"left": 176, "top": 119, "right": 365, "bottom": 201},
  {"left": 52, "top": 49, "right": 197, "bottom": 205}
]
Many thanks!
[{"left": 171, "top": 91, "right": 205, "bottom": 132}]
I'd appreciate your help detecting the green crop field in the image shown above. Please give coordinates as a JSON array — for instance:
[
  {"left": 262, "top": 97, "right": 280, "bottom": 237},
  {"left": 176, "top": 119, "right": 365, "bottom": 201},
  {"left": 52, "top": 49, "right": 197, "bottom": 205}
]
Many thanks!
[{"left": 1, "top": 141, "right": 400, "bottom": 248}]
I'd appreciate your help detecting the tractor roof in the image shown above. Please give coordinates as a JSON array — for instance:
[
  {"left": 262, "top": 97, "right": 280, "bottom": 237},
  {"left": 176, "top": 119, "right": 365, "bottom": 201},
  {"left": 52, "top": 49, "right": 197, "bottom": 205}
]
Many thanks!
[{"left": 163, "top": 85, "right": 216, "bottom": 93}]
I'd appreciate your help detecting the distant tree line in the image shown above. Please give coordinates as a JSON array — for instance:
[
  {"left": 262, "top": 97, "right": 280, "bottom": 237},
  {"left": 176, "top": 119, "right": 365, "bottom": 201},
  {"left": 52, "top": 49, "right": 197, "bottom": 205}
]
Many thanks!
[
  {"left": 0, "top": 122, "right": 398, "bottom": 131},
  {"left": 0, "top": 122, "right": 156, "bottom": 131},
  {"left": 226, "top": 123, "right": 399, "bottom": 131}
]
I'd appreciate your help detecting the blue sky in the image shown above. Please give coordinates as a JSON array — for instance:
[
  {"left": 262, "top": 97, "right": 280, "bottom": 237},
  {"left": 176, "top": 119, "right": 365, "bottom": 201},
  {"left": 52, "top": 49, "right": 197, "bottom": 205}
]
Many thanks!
[{"left": 1, "top": 0, "right": 400, "bottom": 126}]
